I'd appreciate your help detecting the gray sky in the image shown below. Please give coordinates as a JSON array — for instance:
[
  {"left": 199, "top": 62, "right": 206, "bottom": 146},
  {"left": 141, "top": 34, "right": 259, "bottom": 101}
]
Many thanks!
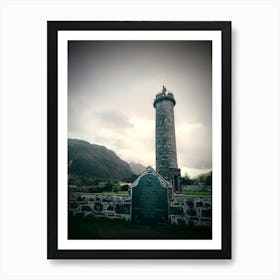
[{"left": 68, "top": 40, "right": 212, "bottom": 177}]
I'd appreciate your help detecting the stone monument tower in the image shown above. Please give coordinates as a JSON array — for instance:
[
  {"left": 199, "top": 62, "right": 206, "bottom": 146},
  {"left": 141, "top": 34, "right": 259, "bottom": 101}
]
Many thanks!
[{"left": 153, "top": 86, "right": 181, "bottom": 192}]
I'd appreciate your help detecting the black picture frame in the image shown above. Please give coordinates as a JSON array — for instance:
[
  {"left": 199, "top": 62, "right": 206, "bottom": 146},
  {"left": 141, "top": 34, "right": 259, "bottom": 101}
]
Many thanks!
[{"left": 47, "top": 21, "right": 231, "bottom": 259}]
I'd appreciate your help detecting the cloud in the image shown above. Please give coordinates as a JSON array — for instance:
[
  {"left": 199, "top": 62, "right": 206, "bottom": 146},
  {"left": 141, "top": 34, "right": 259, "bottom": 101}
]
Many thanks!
[
  {"left": 176, "top": 122, "right": 212, "bottom": 169},
  {"left": 92, "top": 109, "right": 133, "bottom": 130},
  {"left": 68, "top": 40, "right": 212, "bottom": 175}
]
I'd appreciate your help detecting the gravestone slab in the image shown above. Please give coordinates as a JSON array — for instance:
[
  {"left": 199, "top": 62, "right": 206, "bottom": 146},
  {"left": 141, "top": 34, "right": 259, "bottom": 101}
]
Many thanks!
[{"left": 132, "top": 174, "right": 168, "bottom": 225}]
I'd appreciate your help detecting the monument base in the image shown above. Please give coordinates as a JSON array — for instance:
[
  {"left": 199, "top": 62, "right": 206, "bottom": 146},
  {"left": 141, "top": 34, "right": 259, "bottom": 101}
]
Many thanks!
[{"left": 169, "top": 168, "right": 182, "bottom": 193}]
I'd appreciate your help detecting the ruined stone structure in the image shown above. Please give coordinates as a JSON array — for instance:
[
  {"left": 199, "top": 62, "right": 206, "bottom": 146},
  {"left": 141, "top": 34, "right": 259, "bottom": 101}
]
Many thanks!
[{"left": 153, "top": 86, "right": 182, "bottom": 192}]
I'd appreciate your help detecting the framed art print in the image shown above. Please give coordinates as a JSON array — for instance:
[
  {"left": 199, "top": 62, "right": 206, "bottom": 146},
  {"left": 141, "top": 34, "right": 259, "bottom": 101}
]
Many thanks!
[{"left": 47, "top": 21, "right": 231, "bottom": 259}]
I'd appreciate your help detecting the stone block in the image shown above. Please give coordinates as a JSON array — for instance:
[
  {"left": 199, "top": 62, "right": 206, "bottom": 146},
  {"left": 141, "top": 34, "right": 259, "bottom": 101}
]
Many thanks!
[
  {"left": 186, "top": 199, "right": 194, "bottom": 207},
  {"left": 94, "top": 202, "right": 103, "bottom": 212},
  {"left": 187, "top": 207, "right": 197, "bottom": 216},
  {"left": 107, "top": 205, "right": 114, "bottom": 211},
  {"left": 201, "top": 209, "right": 212, "bottom": 218},
  {"left": 169, "top": 206, "right": 184, "bottom": 215},
  {"left": 173, "top": 202, "right": 181, "bottom": 206},
  {"left": 115, "top": 204, "right": 130, "bottom": 215},
  {"left": 196, "top": 201, "right": 203, "bottom": 207},
  {"left": 106, "top": 213, "right": 115, "bottom": 217},
  {"left": 81, "top": 205, "right": 91, "bottom": 212}
]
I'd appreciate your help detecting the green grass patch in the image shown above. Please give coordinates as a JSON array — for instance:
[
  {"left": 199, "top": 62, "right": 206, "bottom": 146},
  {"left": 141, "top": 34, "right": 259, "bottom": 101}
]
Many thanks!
[
  {"left": 97, "top": 191, "right": 128, "bottom": 196},
  {"left": 68, "top": 215, "right": 211, "bottom": 239},
  {"left": 92, "top": 190, "right": 211, "bottom": 196},
  {"left": 182, "top": 190, "right": 212, "bottom": 196}
]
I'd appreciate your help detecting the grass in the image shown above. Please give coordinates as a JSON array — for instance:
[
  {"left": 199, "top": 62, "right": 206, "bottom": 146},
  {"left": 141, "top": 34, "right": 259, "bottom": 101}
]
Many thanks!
[
  {"left": 93, "top": 190, "right": 211, "bottom": 196},
  {"left": 68, "top": 215, "right": 212, "bottom": 239},
  {"left": 96, "top": 191, "right": 128, "bottom": 196},
  {"left": 182, "top": 190, "right": 212, "bottom": 196}
]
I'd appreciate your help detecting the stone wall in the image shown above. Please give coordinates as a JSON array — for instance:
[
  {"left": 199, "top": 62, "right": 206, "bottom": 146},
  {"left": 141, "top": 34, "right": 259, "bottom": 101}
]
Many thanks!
[
  {"left": 169, "top": 195, "right": 212, "bottom": 227},
  {"left": 69, "top": 192, "right": 131, "bottom": 221},
  {"left": 69, "top": 191, "right": 212, "bottom": 228}
]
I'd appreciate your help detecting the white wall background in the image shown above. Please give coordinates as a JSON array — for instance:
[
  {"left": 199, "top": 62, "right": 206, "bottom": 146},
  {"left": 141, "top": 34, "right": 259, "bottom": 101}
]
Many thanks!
[{"left": 0, "top": 0, "right": 279, "bottom": 279}]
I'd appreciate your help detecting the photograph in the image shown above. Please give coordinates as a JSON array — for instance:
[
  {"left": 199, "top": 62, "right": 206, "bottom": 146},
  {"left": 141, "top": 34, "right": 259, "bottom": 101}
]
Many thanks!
[
  {"left": 47, "top": 21, "right": 231, "bottom": 259},
  {"left": 67, "top": 40, "right": 213, "bottom": 240}
]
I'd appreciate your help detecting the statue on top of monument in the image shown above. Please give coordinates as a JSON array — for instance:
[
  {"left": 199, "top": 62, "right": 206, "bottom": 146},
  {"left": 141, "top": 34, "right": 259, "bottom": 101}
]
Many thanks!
[{"left": 162, "top": 85, "right": 167, "bottom": 95}]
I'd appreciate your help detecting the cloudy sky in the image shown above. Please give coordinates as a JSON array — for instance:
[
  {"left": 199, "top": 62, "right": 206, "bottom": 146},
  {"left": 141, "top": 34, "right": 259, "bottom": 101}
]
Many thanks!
[{"left": 68, "top": 40, "right": 212, "bottom": 178}]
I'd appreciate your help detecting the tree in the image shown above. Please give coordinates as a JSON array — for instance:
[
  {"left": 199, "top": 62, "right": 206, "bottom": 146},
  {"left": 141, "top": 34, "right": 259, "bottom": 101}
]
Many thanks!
[
  {"left": 181, "top": 173, "right": 193, "bottom": 185},
  {"left": 112, "top": 184, "right": 119, "bottom": 193},
  {"left": 104, "top": 181, "right": 113, "bottom": 191}
]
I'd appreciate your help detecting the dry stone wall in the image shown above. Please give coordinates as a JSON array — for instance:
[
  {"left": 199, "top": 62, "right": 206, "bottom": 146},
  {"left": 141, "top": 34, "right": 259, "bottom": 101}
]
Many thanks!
[
  {"left": 69, "top": 191, "right": 212, "bottom": 228},
  {"left": 169, "top": 195, "right": 212, "bottom": 227},
  {"left": 69, "top": 192, "right": 131, "bottom": 221}
]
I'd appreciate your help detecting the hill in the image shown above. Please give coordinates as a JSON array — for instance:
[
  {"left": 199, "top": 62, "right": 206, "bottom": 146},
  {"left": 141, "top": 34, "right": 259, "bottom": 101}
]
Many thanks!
[
  {"left": 129, "top": 162, "right": 146, "bottom": 175},
  {"left": 68, "top": 139, "right": 133, "bottom": 180}
]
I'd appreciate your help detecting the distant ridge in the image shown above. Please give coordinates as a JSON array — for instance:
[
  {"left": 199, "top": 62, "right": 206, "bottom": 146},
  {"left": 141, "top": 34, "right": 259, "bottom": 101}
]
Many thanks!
[
  {"left": 129, "top": 161, "right": 146, "bottom": 175},
  {"left": 68, "top": 139, "right": 133, "bottom": 180}
]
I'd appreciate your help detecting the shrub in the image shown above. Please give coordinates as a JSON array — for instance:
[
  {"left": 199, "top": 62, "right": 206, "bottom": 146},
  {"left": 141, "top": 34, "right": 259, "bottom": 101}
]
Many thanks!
[
  {"left": 104, "top": 182, "right": 113, "bottom": 191},
  {"left": 120, "top": 184, "right": 129, "bottom": 191},
  {"left": 112, "top": 184, "right": 119, "bottom": 193}
]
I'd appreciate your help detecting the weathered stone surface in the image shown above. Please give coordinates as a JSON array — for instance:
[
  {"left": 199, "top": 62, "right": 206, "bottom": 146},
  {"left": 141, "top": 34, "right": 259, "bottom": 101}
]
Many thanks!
[
  {"left": 115, "top": 204, "right": 130, "bottom": 214},
  {"left": 69, "top": 190, "right": 212, "bottom": 227},
  {"left": 169, "top": 206, "right": 183, "bottom": 215},
  {"left": 154, "top": 91, "right": 181, "bottom": 192},
  {"left": 201, "top": 217, "right": 211, "bottom": 222},
  {"left": 94, "top": 202, "right": 103, "bottom": 211},
  {"left": 132, "top": 174, "right": 168, "bottom": 225},
  {"left": 196, "top": 201, "right": 203, "bottom": 207},
  {"left": 201, "top": 209, "right": 211, "bottom": 218},
  {"left": 187, "top": 208, "right": 197, "bottom": 216},
  {"left": 107, "top": 205, "right": 114, "bottom": 211},
  {"left": 81, "top": 205, "right": 91, "bottom": 212},
  {"left": 106, "top": 213, "right": 115, "bottom": 217},
  {"left": 70, "top": 202, "right": 78, "bottom": 209},
  {"left": 173, "top": 202, "right": 181, "bottom": 206},
  {"left": 176, "top": 218, "right": 186, "bottom": 225},
  {"left": 186, "top": 199, "right": 194, "bottom": 207}
]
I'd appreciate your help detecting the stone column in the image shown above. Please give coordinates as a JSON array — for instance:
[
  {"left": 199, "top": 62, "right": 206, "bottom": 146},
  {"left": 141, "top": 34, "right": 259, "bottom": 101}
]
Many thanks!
[{"left": 153, "top": 88, "right": 181, "bottom": 192}]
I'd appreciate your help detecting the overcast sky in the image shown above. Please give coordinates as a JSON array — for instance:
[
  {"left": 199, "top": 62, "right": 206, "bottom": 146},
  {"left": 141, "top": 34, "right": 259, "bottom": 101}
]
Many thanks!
[{"left": 68, "top": 40, "right": 212, "bottom": 178}]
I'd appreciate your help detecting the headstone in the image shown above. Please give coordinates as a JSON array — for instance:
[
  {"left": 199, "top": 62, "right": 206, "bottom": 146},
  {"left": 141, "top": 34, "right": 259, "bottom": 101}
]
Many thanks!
[{"left": 131, "top": 173, "right": 168, "bottom": 225}]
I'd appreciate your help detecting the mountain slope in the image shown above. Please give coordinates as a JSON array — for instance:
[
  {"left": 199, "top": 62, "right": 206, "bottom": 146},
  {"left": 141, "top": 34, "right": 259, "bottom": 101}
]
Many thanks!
[
  {"left": 129, "top": 162, "right": 146, "bottom": 175},
  {"left": 68, "top": 139, "right": 133, "bottom": 180}
]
